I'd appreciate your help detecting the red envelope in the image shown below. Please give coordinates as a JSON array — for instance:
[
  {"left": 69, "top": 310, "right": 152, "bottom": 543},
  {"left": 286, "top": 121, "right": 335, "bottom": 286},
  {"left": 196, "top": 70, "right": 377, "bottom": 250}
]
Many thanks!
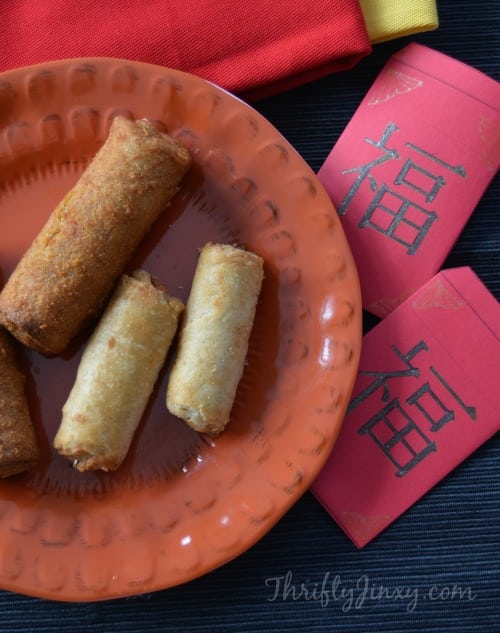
[
  {"left": 0, "top": 0, "right": 371, "bottom": 100},
  {"left": 311, "top": 267, "right": 500, "bottom": 548},
  {"left": 318, "top": 43, "right": 500, "bottom": 317}
]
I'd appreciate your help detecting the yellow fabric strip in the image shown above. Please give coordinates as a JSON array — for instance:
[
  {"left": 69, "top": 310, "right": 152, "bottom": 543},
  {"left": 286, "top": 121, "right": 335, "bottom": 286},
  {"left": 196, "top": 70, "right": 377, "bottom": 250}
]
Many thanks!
[{"left": 359, "top": 0, "right": 439, "bottom": 43}]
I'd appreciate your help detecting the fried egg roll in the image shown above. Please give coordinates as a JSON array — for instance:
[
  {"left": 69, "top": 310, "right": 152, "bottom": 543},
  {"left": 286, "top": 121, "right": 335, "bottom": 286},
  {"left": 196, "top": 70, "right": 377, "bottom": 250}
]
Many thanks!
[
  {"left": 166, "top": 243, "right": 264, "bottom": 436},
  {"left": 53, "top": 270, "right": 184, "bottom": 472},
  {"left": 0, "top": 328, "right": 39, "bottom": 478},
  {"left": 0, "top": 116, "right": 191, "bottom": 356}
]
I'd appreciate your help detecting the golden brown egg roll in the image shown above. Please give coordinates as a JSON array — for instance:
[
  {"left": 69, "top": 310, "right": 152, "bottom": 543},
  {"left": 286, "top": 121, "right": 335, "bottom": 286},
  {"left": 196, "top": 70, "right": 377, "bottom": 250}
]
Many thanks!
[
  {"left": 0, "top": 116, "right": 191, "bottom": 356},
  {"left": 166, "top": 242, "right": 264, "bottom": 436},
  {"left": 0, "top": 328, "right": 39, "bottom": 478},
  {"left": 53, "top": 270, "right": 184, "bottom": 472}
]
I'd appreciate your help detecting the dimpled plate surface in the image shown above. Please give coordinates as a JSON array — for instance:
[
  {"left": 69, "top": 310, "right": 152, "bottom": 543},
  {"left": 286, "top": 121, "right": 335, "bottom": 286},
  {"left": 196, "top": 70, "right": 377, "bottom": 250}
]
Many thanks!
[{"left": 0, "top": 59, "right": 361, "bottom": 601}]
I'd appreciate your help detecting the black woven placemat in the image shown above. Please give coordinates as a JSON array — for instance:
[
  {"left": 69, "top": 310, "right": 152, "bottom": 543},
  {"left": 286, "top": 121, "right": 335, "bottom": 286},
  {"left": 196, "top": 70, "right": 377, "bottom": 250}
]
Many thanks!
[{"left": 1, "top": 1, "right": 498, "bottom": 631}]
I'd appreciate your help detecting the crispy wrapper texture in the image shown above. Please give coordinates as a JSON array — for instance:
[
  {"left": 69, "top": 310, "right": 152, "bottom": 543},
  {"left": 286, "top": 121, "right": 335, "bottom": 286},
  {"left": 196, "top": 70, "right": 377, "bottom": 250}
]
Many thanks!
[
  {"left": 0, "top": 117, "right": 191, "bottom": 356},
  {"left": 166, "top": 242, "right": 264, "bottom": 436},
  {"left": 0, "top": 328, "right": 39, "bottom": 478},
  {"left": 53, "top": 270, "right": 184, "bottom": 472}
]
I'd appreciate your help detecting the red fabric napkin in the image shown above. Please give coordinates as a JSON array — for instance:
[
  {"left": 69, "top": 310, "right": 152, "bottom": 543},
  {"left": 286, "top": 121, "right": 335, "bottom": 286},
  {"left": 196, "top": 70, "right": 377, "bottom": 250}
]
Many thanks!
[{"left": 0, "top": 0, "right": 371, "bottom": 100}]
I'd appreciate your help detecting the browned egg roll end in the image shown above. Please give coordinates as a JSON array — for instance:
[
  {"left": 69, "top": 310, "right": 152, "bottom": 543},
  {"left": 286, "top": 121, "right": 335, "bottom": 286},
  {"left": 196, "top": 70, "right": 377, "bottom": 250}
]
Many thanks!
[{"left": 0, "top": 328, "right": 39, "bottom": 478}]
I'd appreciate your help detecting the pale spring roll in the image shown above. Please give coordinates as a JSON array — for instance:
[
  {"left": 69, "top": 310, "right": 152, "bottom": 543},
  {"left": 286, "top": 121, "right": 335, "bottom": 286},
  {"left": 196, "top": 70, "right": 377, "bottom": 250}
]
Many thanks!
[
  {"left": 0, "top": 328, "right": 39, "bottom": 478},
  {"left": 0, "top": 116, "right": 191, "bottom": 356},
  {"left": 166, "top": 243, "right": 264, "bottom": 436},
  {"left": 54, "top": 270, "right": 184, "bottom": 472}
]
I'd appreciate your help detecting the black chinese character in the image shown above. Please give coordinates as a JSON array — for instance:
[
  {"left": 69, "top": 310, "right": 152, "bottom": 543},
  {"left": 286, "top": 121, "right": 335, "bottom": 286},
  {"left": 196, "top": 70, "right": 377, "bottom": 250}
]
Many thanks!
[
  {"left": 339, "top": 122, "right": 400, "bottom": 216},
  {"left": 348, "top": 341, "right": 428, "bottom": 414},
  {"left": 430, "top": 366, "right": 477, "bottom": 421},
  {"left": 359, "top": 399, "right": 437, "bottom": 477},
  {"left": 352, "top": 340, "right": 477, "bottom": 476},
  {"left": 339, "top": 123, "right": 467, "bottom": 253},
  {"left": 359, "top": 184, "right": 437, "bottom": 254},
  {"left": 407, "top": 382, "right": 455, "bottom": 432},
  {"left": 394, "top": 159, "right": 445, "bottom": 203}
]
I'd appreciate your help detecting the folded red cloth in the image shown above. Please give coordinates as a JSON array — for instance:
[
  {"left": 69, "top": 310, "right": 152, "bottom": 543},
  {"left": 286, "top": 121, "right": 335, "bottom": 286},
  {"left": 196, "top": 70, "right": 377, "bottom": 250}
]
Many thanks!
[{"left": 0, "top": 0, "right": 371, "bottom": 99}]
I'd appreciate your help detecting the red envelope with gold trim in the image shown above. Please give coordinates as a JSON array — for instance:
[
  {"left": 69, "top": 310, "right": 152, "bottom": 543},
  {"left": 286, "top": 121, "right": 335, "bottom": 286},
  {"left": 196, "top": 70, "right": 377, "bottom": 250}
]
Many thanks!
[
  {"left": 311, "top": 267, "right": 500, "bottom": 547},
  {"left": 319, "top": 44, "right": 500, "bottom": 317}
]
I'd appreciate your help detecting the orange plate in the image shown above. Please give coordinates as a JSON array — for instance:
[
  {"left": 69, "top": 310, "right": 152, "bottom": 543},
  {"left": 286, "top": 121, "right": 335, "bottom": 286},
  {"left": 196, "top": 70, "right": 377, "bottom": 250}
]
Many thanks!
[{"left": 0, "top": 59, "right": 361, "bottom": 601}]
